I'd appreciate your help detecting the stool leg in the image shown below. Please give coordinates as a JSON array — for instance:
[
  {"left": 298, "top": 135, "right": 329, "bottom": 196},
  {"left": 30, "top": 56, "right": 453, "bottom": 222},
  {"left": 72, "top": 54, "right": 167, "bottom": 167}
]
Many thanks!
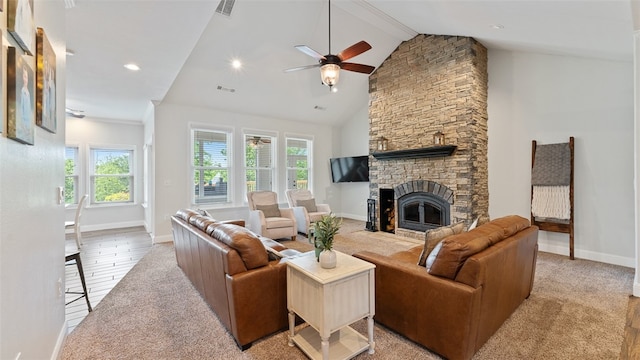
[{"left": 75, "top": 254, "right": 92, "bottom": 312}]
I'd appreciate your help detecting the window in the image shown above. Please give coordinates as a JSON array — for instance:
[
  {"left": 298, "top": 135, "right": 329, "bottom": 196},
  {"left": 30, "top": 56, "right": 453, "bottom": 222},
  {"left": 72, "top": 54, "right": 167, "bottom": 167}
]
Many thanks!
[
  {"left": 244, "top": 134, "right": 275, "bottom": 193},
  {"left": 286, "top": 137, "right": 312, "bottom": 191},
  {"left": 90, "top": 147, "right": 134, "bottom": 204},
  {"left": 192, "top": 129, "right": 231, "bottom": 205},
  {"left": 65, "top": 146, "right": 79, "bottom": 205}
]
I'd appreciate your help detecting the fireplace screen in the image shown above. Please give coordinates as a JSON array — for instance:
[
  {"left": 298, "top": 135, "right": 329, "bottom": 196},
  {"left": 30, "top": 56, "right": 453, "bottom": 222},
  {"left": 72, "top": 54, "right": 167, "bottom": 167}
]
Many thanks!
[{"left": 398, "top": 192, "right": 450, "bottom": 232}]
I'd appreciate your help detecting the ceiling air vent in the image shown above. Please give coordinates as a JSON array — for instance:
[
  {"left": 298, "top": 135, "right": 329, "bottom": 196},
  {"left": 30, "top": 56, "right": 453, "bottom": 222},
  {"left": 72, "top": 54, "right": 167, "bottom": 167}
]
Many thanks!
[
  {"left": 217, "top": 85, "right": 236, "bottom": 93},
  {"left": 215, "top": 0, "right": 235, "bottom": 17}
]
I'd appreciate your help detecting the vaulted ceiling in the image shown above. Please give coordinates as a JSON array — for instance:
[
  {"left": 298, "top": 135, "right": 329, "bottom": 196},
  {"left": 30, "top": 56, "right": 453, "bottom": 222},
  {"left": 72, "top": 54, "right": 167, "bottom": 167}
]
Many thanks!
[{"left": 64, "top": 0, "right": 637, "bottom": 126}]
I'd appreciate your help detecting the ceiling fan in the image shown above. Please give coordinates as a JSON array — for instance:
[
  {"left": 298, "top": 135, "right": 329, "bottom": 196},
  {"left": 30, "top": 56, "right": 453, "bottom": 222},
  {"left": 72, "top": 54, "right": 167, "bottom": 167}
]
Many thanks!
[
  {"left": 247, "top": 136, "right": 271, "bottom": 147},
  {"left": 284, "top": 0, "right": 375, "bottom": 90}
]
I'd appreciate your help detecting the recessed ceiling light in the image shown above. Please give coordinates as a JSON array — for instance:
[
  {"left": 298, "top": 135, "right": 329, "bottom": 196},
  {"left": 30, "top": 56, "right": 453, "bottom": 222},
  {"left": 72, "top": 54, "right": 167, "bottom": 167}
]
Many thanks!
[
  {"left": 66, "top": 49, "right": 75, "bottom": 56},
  {"left": 231, "top": 59, "right": 242, "bottom": 70},
  {"left": 124, "top": 63, "right": 140, "bottom": 71},
  {"left": 489, "top": 24, "right": 504, "bottom": 30},
  {"left": 331, "top": 87, "right": 338, "bottom": 93}
]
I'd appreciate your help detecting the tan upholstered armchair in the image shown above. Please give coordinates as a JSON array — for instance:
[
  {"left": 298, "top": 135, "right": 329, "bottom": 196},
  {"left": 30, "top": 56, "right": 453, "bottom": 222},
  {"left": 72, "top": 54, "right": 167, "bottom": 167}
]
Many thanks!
[
  {"left": 247, "top": 191, "right": 297, "bottom": 241},
  {"left": 285, "top": 189, "right": 331, "bottom": 235}
]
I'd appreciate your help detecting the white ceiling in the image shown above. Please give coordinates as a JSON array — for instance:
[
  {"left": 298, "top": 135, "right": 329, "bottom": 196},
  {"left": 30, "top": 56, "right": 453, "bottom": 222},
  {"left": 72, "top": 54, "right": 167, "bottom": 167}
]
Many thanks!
[{"left": 64, "top": 0, "right": 637, "bottom": 126}]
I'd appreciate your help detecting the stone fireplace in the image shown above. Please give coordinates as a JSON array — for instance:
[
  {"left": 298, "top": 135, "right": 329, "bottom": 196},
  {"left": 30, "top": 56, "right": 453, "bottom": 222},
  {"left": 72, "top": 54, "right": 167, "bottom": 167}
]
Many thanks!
[
  {"left": 369, "top": 34, "right": 489, "bottom": 239},
  {"left": 396, "top": 180, "right": 453, "bottom": 232}
]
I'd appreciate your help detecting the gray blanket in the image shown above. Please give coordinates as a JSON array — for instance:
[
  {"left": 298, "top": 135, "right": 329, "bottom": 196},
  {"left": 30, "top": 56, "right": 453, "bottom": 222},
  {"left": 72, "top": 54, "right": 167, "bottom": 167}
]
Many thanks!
[{"left": 531, "top": 142, "right": 571, "bottom": 186}]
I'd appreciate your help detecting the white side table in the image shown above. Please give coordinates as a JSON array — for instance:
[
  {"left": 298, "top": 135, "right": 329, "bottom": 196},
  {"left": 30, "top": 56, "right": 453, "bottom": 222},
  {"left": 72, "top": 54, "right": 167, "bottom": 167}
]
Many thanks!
[{"left": 287, "top": 251, "right": 375, "bottom": 360}]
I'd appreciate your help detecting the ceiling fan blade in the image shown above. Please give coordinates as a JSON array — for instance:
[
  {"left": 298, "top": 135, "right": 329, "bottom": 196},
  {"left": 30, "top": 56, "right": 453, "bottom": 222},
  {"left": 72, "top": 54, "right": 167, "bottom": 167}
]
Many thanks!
[
  {"left": 337, "top": 41, "right": 372, "bottom": 61},
  {"left": 341, "top": 62, "right": 375, "bottom": 74},
  {"left": 294, "top": 45, "right": 326, "bottom": 60},
  {"left": 284, "top": 64, "right": 321, "bottom": 73}
]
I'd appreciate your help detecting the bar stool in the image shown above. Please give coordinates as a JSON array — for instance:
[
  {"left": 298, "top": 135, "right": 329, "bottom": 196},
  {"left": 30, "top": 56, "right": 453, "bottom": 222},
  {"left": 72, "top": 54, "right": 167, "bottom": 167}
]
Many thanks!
[{"left": 65, "top": 251, "right": 92, "bottom": 312}]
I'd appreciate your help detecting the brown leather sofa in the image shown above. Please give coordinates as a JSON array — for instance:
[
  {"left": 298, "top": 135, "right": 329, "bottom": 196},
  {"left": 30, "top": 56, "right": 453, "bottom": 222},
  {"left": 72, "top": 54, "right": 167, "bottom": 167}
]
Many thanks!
[
  {"left": 353, "top": 215, "right": 538, "bottom": 360},
  {"left": 171, "top": 209, "right": 303, "bottom": 349}
]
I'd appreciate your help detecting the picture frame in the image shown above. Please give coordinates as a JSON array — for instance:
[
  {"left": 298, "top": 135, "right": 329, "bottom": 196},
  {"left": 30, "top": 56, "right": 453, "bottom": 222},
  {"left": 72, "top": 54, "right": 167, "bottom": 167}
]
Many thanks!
[
  {"left": 36, "top": 27, "right": 56, "bottom": 133},
  {"left": 7, "top": 0, "right": 35, "bottom": 55},
  {"left": 7, "top": 46, "right": 35, "bottom": 145}
]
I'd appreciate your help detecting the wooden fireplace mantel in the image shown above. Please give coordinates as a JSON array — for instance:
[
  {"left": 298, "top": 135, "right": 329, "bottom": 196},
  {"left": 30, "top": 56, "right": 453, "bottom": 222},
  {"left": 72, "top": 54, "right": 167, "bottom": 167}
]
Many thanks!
[{"left": 372, "top": 145, "right": 457, "bottom": 160}]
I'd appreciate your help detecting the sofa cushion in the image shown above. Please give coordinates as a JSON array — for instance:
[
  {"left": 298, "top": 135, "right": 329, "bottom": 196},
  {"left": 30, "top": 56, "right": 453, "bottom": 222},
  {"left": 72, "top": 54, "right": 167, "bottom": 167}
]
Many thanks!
[
  {"left": 175, "top": 209, "right": 200, "bottom": 222},
  {"left": 210, "top": 224, "right": 269, "bottom": 270},
  {"left": 190, "top": 215, "right": 218, "bottom": 232},
  {"left": 297, "top": 198, "right": 318, "bottom": 212},
  {"left": 428, "top": 233, "right": 492, "bottom": 279},
  {"left": 490, "top": 215, "right": 530, "bottom": 238},
  {"left": 256, "top": 204, "right": 281, "bottom": 218},
  {"left": 265, "top": 217, "right": 294, "bottom": 229},
  {"left": 417, "top": 222, "right": 465, "bottom": 266}
]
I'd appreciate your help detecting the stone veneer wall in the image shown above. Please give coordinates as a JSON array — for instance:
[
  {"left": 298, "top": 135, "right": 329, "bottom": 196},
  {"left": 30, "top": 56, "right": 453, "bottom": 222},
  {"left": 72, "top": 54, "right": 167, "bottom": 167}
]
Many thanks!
[{"left": 369, "top": 34, "right": 489, "bottom": 236}]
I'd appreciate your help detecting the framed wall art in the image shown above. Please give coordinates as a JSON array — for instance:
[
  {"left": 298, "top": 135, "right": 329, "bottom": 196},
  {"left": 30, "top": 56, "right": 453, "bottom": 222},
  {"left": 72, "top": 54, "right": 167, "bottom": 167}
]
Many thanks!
[
  {"left": 7, "top": 46, "right": 35, "bottom": 145},
  {"left": 36, "top": 27, "right": 56, "bottom": 133},
  {"left": 7, "top": 0, "right": 34, "bottom": 55}
]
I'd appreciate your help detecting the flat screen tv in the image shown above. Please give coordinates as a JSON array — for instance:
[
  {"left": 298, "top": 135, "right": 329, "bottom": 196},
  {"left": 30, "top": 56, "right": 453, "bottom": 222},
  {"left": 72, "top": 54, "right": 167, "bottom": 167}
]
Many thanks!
[{"left": 330, "top": 155, "right": 369, "bottom": 183}]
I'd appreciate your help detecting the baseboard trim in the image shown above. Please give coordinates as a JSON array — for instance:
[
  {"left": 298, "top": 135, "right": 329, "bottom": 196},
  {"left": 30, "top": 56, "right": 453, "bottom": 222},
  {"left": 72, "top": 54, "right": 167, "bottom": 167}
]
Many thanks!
[
  {"left": 75, "top": 220, "right": 146, "bottom": 233},
  {"left": 153, "top": 234, "right": 174, "bottom": 244},
  {"left": 538, "top": 242, "right": 634, "bottom": 268},
  {"left": 337, "top": 213, "right": 367, "bottom": 222},
  {"left": 51, "top": 321, "right": 67, "bottom": 360}
]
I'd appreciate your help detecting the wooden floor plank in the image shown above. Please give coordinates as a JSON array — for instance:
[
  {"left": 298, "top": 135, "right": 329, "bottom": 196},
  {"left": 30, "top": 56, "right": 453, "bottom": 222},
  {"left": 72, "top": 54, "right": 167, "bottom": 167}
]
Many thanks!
[{"left": 65, "top": 226, "right": 152, "bottom": 333}]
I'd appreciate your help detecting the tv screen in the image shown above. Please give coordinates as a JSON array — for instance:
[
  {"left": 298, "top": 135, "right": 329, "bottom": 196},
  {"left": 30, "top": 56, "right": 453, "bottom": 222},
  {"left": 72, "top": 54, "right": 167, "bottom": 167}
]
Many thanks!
[{"left": 330, "top": 156, "right": 369, "bottom": 183}]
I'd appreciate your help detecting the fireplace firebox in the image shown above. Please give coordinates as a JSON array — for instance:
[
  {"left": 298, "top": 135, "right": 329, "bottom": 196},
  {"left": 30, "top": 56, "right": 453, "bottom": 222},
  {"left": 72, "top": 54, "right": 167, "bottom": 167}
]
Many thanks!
[{"left": 397, "top": 192, "right": 450, "bottom": 232}]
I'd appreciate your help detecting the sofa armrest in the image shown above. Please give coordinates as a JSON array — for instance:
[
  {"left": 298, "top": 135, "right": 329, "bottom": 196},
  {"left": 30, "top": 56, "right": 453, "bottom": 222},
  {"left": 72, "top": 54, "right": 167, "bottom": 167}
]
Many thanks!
[
  {"left": 247, "top": 210, "right": 267, "bottom": 235},
  {"left": 218, "top": 219, "right": 246, "bottom": 227},
  {"left": 225, "top": 262, "right": 288, "bottom": 346},
  {"left": 353, "top": 251, "right": 482, "bottom": 360},
  {"left": 291, "top": 206, "right": 309, "bottom": 234},
  {"left": 316, "top": 204, "right": 331, "bottom": 213}
]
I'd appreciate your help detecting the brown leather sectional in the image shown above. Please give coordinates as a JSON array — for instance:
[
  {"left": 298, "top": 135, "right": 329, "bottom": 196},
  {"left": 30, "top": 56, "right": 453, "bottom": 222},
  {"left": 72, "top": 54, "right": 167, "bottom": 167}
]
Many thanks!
[
  {"left": 171, "top": 209, "right": 303, "bottom": 349},
  {"left": 353, "top": 215, "right": 538, "bottom": 360}
]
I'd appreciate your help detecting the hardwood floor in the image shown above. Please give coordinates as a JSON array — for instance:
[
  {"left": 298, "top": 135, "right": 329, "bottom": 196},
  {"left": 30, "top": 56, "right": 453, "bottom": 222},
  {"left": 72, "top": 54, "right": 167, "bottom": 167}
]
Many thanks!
[
  {"left": 65, "top": 223, "right": 640, "bottom": 357},
  {"left": 65, "top": 226, "right": 152, "bottom": 333}
]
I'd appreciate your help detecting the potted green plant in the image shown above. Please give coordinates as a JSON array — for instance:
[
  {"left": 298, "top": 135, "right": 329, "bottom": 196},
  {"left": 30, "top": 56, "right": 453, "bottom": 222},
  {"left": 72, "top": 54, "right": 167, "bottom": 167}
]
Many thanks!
[{"left": 312, "top": 213, "right": 342, "bottom": 268}]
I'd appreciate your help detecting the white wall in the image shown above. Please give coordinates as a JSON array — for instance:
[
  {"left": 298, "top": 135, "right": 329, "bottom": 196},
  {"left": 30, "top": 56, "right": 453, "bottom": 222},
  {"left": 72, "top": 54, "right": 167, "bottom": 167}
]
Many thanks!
[
  {"left": 152, "top": 103, "right": 335, "bottom": 242},
  {"left": 335, "top": 103, "right": 370, "bottom": 221},
  {"left": 65, "top": 117, "right": 146, "bottom": 231},
  {"left": 0, "top": 1, "right": 67, "bottom": 359},
  {"left": 488, "top": 50, "right": 634, "bottom": 267}
]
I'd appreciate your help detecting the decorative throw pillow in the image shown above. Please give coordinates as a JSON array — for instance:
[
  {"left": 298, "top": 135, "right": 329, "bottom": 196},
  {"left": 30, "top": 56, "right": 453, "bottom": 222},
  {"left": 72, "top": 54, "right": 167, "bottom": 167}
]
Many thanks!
[
  {"left": 297, "top": 198, "right": 318, "bottom": 213},
  {"left": 256, "top": 204, "right": 281, "bottom": 218},
  {"left": 425, "top": 240, "right": 444, "bottom": 271},
  {"left": 196, "top": 208, "right": 213, "bottom": 218},
  {"left": 417, "top": 222, "right": 465, "bottom": 266},
  {"left": 467, "top": 217, "right": 479, "bottom": 231}
]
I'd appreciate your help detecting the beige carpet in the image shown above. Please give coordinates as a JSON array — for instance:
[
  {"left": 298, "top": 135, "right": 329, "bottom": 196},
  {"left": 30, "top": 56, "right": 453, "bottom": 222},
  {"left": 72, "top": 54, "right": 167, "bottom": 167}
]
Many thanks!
[{"left": 61, "top": 230, "right": 633, "bottom": 360}]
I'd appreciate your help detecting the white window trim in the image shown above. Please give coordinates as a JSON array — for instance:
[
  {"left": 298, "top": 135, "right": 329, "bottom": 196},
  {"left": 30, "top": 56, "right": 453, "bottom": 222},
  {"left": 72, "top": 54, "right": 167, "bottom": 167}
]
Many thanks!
[
  {"left": 284, "top": 133, "right": 314, "bottom": 194},
  {"left": 87, "top": 144, "right": 137, "bottom": 207},
  {"left": 242, "top": 129, "right": 278, "bottom": 200},
  {"left": 65, "top": 144, "right": 82, "bottom": 206},
  {"left": 189, "top": 123, "right": 234, "bottom": 208}
]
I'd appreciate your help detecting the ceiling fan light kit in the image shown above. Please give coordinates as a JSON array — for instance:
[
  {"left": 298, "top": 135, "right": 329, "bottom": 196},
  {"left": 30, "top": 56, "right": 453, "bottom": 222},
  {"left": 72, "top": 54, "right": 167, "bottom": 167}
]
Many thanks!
[
  {"left": 320, "top": 63, "right": 340, "bottom": 87},
  {"left": 285, "top": 0, "right": 374, "bottom": 90}
]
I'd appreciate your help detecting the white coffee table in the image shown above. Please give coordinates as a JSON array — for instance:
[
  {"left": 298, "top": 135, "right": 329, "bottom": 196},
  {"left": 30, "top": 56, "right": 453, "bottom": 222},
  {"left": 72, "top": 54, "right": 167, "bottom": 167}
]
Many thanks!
[{"left": 286, "top": 251, "right": 375, "bottom": 360}]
